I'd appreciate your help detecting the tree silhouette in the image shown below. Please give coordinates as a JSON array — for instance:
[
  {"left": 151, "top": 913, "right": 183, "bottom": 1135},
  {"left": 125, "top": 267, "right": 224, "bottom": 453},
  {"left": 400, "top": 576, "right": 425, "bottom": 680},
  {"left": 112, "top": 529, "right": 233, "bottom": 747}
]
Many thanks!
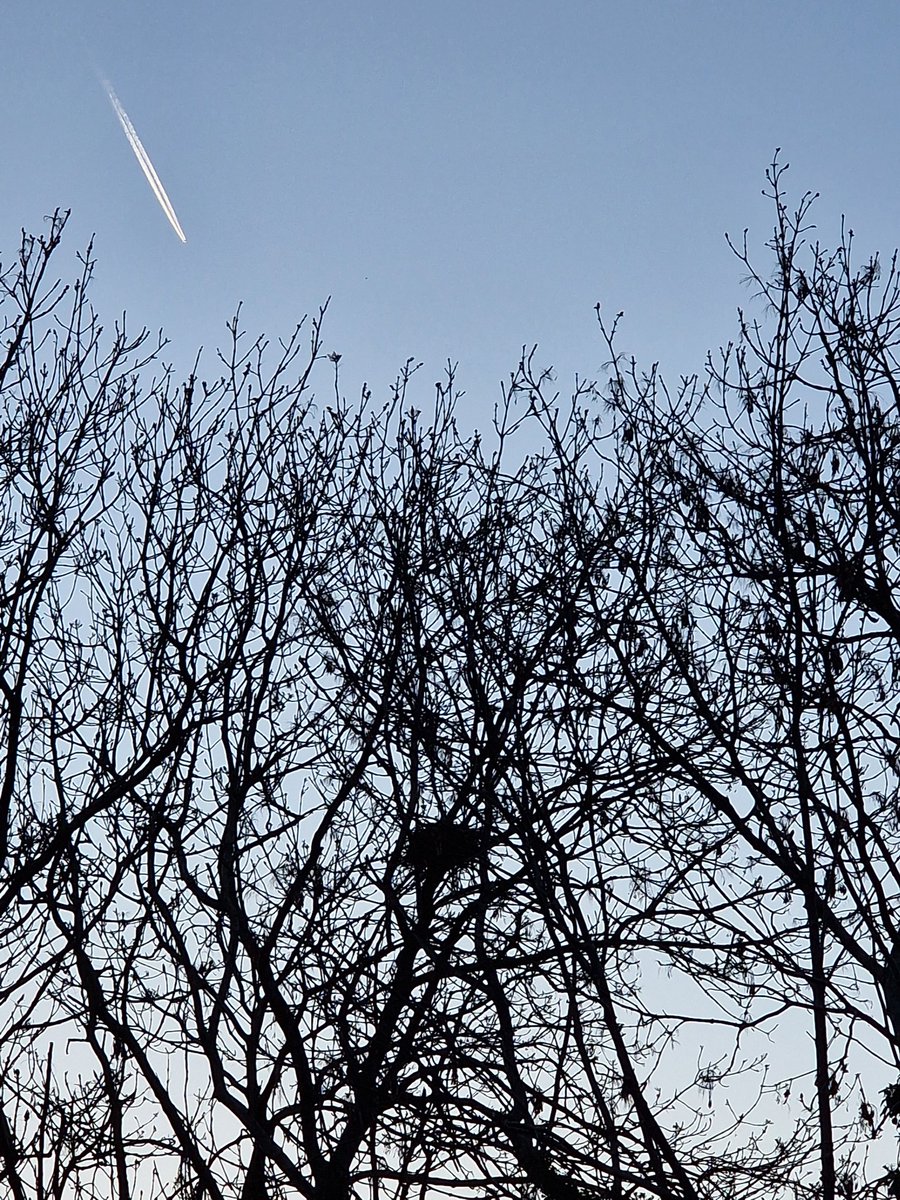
[
  {"left": 2, "top": 168, "right": 900, "bottom": 1200},
  {"left": 583, "top": 157, "right": 900, "bottom": 1200}
]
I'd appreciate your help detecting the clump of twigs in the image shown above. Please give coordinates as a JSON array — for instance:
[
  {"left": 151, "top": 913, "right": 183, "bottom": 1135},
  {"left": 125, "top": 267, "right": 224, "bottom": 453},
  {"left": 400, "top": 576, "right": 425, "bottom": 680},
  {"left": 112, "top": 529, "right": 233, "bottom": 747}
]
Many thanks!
[{"left": 402, "top": 819, "right": 483, "bottom": 881}]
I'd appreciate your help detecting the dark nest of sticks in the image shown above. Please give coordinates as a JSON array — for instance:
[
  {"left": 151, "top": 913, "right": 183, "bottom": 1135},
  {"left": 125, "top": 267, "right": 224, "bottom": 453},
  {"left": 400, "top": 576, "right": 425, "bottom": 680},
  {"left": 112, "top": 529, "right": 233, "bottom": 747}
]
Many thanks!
[{"left": 402, "top": 819, "right": 484, "bottom": 880}]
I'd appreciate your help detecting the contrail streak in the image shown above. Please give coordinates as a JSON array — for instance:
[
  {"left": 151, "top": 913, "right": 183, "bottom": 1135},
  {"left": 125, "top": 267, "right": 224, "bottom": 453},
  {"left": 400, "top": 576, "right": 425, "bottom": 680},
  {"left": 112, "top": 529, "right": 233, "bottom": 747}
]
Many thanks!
[{"left": 102, "top": 78, "right": 187, "bottom": 243}]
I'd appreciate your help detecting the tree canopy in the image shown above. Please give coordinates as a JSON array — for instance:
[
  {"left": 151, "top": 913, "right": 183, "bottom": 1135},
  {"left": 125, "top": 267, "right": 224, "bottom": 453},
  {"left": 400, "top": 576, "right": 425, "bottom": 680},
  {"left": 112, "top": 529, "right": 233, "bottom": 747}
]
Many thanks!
[{"left": 2, "top": 162, "right": 900, "bottom": 1200}]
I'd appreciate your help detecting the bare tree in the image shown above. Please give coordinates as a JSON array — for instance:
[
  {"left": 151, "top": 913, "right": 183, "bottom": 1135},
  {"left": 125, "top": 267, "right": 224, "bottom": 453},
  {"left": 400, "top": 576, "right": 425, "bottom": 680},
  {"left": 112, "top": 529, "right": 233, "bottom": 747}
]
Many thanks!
[
  {"left": 4, "top": 171, "right": 900, "bottom": 1200},
  {"left": 573, "top": 157, "right": 900, "bottom": 1200},
  {"left": 0, "top": 211, "right": 179, "bottom": 1200}
]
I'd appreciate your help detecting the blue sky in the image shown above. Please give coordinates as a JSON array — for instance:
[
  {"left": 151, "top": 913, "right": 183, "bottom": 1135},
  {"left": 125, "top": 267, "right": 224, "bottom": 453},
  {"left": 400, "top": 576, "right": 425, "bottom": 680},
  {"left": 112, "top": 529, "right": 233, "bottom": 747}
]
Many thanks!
[{"left": 6, "top": 1, "right": 900, "bottom": 427}]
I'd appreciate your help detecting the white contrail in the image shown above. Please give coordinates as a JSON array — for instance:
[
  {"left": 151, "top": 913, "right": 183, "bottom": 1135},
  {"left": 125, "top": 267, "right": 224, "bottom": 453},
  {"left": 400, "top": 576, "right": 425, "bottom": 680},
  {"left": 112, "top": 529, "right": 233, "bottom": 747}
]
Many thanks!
[{"left": 102, "top": 77, "right": 187, "bottom": 243}]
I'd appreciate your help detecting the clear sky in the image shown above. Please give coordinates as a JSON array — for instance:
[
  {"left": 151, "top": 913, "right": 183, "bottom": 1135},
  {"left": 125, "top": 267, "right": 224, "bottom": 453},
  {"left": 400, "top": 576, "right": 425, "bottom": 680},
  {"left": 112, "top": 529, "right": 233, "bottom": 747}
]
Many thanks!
[{"left": 6, "top": 0, "right": 900, "bottom": 426}]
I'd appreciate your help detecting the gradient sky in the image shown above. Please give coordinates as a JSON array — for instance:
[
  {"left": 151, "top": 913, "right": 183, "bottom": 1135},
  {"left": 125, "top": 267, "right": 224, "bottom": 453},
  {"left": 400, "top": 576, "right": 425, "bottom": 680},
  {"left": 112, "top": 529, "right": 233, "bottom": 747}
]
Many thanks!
[{"left": 6, "top": 0, "right": 900, "bottom": 428}]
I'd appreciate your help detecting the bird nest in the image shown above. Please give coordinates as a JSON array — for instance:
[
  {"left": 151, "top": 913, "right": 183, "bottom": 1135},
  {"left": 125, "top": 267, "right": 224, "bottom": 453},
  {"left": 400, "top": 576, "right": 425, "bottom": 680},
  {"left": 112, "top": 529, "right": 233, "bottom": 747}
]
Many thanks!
[{"left": 402, "top": 819, "right": 483, "bottom": 879}]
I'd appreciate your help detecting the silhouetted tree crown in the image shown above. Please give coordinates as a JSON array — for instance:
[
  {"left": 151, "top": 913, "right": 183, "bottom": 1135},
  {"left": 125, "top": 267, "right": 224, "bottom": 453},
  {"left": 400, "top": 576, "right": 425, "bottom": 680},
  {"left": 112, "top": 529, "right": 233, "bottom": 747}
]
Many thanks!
[{"left": 2, "top": 162, "right": 900, "bottom": 1200}]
